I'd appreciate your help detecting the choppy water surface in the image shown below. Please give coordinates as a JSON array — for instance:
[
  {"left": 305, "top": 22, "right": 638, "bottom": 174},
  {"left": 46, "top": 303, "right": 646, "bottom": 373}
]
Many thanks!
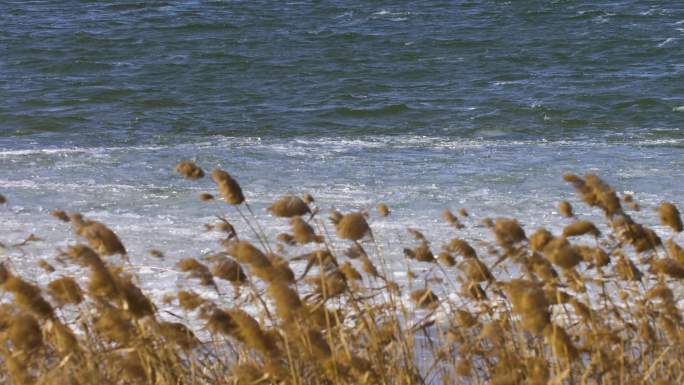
[{"left": 1, "top": 1, "right": 683, "bottom": 290}]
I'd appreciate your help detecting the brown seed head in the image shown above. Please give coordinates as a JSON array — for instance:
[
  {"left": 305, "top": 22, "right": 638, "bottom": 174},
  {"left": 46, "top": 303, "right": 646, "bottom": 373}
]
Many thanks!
[
  {"left": 503, "top": 279, "right": 550, "bottom": 334},
  {"left": 446, "top": 238, "right": 477, "bottom": 259},
  {"left": 206, "top": 308, "right": 237, "bottom": 335},
  {"left": 377, "top": 203, "right": 390, "bottom": 217},
  {"left": 479, "top": 321, "right": 505, "bottom": 345},
  {"left": 564, "top": 173, "right": 596, "bottom": 204},
  {"left": 116, "top": 274, "right": 155, "bottom": 318},
  {"left": 525, "top": 358, "right": 550, "bottom": 383},
  {"left": 175, "top": 160, "right": 205, "bottom": 180},
  {"left": 65, "top": 244, "right": 101, "bottom": 267},
  {"left": 267, "top": 282, "right": 302, "bottom": 321},
  {"left": 51, "top": 209, "right": 70, "bottom": 222},
  {"left": 215, "top": 221, "right": 236, "bottom": 234},
  {"left": 412, "top": 242, "right": 435, "bottom": 263},
  {"left": 276, "top": 233, "right": 296, "bottom": 246},
  {"left": 47, "top": 319, "right": 80, "bottom": 355},
  {"left": 198, "top": 193, "right": 214, "bottom": 201},
  {"left": 456, "top": 359, "right": 473, "bottom": 378},
  {"left": 177, "top": 290, "right": 206, "bottom": 311},
  {"left": 361, "top": 256, "right": 381, "bottom": 279},
  {"left": 290, "top": 216, "right": 322, "bottom": 244},
  {"left": 528, "top": 252, "right": 559, "bottom": 282},
  {"left": 231, "top": 363, "right": 267, "bottom": 384},
  {"left": 37, "top": 259, "right": 55, "bottom": 273},
  {"left": 592, "top": 247, "right": 611, "bottom": 267},
  {"left": 211, "top": 257, "right": 247, "bottom": 283},
  {"left": 558, "top": 201, "right": 573, "bottom": 217},
  {"left": 576, "top": 245, "right": 610, "bottom": 267},
  {"left": 303, "top": 328, "right": 332, "bottom": 360},
  {"left": 639, "top": 320, "right": 656, "bottom": 343},
  {"left": 543, "top": 237, "right": 582, "bottom": 269},
  {"left": 666, "top": 239, "right": 684, "bottom": 265},
  {"left": 228, "top": 309, "right": 277, "bottom": 353},
  {"left": 268, "top": 195, "right": 310, "bottom": 217},
  {"left": 586, "top": 174, "right": 623, "bottom": 216},
  {"left": 459, "top": 258, "right": 493, "bottom": 283},
  {"left": 482, "top": 217, "right": 494, "bottom": 228},
  {"left": 443, "top": 209, "right": 457, "bottom": 223},
  {"left": 87, "top": 262, "right": 119, "bottom": 300},
  {"left": 339, "top": 261, "right": 362, "bottom": 281},
  {"left": 336, "top": 212, "right": 370, "bottom": 241},
  {"left": 226, "top": 240, "right": 270, "bottom": 268},
  {"left": 80, "top": 221, "right": 127, "bottom": 256},
  {"left": 255, "top": 253, "right": 295, "bottom": 284},
  {"left": 651, "top": 258, "right": 684, "bottom": 279},
  {"left": 562, "top": 269, "right": 586, "bottom": 293},
  {"left": 659, "top": 202, "right": 683, "bottom": 232},
  {"left": 329, "top": 210, "right": 343, "bottom": 225},
  {"left": 307, "top": 270, "right": 347, "bottom": 299},
  {"left": 615, "top": 255, "right": 643, "bottom": 281},
  {"left": 344, "top": 243, "right": 367, "bottom": 259},
  {"left": 615, "top": 217, "right": 662, "bottom": 252},
  {"left": 302, "top": 193, "right": 315, "bottom": 204},
  {"left": 0, "top": 263, "right": 9, "bottom": 285},
  {"left": 463, "top": 281, "right": 487, "bottom": 301},
  {"left": 543, "top": 323, "right": 579, "bottom": 362},
  {"left": 93, "top": 306, "right": 134, "bottom": 344},
  {"left": 4, "top": 353, "right": 33, "bottom": 385},
  {"left": 407, "top": 228, "right": 426, "bottom": 241},
  {"left": 438, "top": 251, "right": 456, "bottom": 267},
  {"left": 48, "top": 277, "right": 84, "bottom": 305},
  {"left": 116, "top": 353, "right": 147, "bottom": 383},
  {"left": 3, "top": 275, "right": 54, "bottom": 319},
  {"left": 455, "top": 310, "right": 478, "bottom": 328},
  {"left": 148, "top": 249, "right": 164, "bottom": 259},
  {"left": 9, "top": 313, "right": 42, "bottom": 352},
  {"left": 177, "top": 258, "right": 216, "bottom": 287},
  {"left": 410, "top": 288, "right": 439, "bottom": 309},
  {"left": 70, "top": 212, "right": 85, "bottom": 229},
  {"left": 646, "top": 284, "right": 674, "bottom": 302},
  {"left": 443, "top": 209, "right": 464, "bottom": 228},
  {"left": 529, "top": 228, "right": 554, "bottom": 252},
  {"left": 158, "top": 321, "right": 199, "bottom": 349},
  {"left": 493, "top": 218, "right": 527, "bottom": 246},
  {"left": 211, "top": 169, "right": 245, "bottom": 205},
  {"left": 563, "top": 220, "right": 600, "bottom": 238}
]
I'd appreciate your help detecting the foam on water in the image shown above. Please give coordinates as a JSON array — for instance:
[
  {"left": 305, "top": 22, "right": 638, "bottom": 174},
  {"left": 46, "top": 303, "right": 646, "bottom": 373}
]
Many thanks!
[{"left": 3, "top": 133, "right": 684, "bottom": 298}]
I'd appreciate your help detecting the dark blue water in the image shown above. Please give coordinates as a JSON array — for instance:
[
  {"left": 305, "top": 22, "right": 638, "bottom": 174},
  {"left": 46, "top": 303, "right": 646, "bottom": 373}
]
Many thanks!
[
  {"left": 2, "top": 1, "right": 683, "bottom": 145},
  {"left": 1, "top": 1, "right": 684, "bottom": 283}
]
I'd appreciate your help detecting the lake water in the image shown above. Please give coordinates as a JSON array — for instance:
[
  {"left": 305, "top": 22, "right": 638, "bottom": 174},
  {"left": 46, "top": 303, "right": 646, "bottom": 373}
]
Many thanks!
[{"left": 1, "top": 1, "right": 683, "bottom": 291}]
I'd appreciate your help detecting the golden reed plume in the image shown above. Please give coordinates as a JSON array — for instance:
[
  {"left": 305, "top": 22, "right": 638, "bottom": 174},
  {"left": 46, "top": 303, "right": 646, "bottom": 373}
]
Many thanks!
[{"left": 0, "top": 162, "right": 683, "bottom": 385}]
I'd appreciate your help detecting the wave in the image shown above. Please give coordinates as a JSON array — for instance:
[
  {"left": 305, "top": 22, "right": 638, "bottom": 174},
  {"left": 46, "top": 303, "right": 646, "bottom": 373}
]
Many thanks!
[
  {"left": 431, "top": 38, "right": 497, "bottom": 48},
  {"left": 657, "top": 37, "right": 677, "bottom": 47},
  {"left": 0, "top": 145, "right": 167, "bottom": 158},
  {"left": 322, "top": 103, "right": 412, "bottom": 118},
  {"left": 163, "top": 22, "right": 239, "bottom": 32},
  {"left": 5, "top": 132, "right": 684, "bottom": 160}
]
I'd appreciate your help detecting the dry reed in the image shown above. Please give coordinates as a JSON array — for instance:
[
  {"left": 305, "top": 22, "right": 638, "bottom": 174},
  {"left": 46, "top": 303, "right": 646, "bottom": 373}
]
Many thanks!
[{"left": 1, "top": 166, "right": 684, "bottom": 385}]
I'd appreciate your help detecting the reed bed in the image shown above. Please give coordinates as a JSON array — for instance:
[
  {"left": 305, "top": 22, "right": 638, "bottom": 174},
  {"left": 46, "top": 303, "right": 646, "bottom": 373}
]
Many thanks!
[{"left": 1, "top": 162, "right": 684, "bottom": 384}]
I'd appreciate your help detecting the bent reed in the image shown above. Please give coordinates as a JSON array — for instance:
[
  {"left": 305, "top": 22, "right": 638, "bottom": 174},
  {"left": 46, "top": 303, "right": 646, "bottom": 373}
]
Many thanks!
[{"left": 1, "top": 161, "right": 684, "bottom": 385}]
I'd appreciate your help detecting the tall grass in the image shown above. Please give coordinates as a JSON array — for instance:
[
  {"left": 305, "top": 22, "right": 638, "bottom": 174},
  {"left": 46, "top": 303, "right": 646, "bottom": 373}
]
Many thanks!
[{"left": 1, "top": 162, "right": 683, "bottom": 384}]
